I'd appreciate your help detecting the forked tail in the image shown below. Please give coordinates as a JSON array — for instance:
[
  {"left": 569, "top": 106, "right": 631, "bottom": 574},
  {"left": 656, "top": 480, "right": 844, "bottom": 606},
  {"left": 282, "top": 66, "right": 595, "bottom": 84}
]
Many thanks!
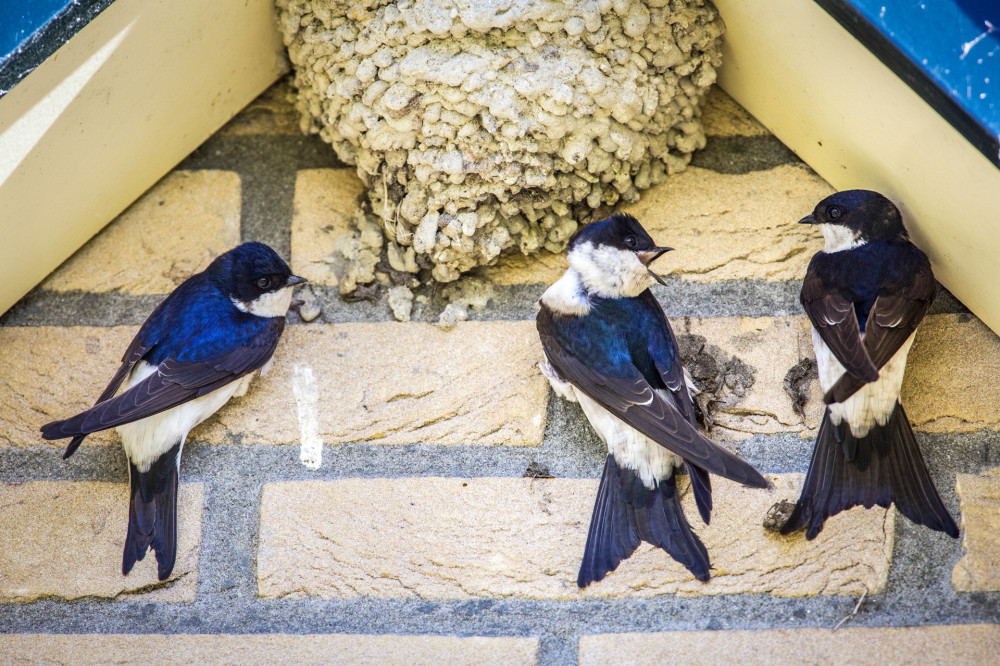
[
  {"left": 781, "top": 404, "right": 958, "bottom": 539},
  {"left": 578, "top": 455, "right": 710, "bottom": 587}
]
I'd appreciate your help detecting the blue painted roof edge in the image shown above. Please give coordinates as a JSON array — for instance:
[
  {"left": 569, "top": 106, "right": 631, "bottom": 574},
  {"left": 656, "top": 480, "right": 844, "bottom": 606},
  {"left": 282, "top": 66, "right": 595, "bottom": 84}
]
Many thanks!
[
  {"left": 813, "top": 0, "right": 999, "bottom": 169},
  {"left": 0, "top": 0, "right": 117, "bottom": 98}
]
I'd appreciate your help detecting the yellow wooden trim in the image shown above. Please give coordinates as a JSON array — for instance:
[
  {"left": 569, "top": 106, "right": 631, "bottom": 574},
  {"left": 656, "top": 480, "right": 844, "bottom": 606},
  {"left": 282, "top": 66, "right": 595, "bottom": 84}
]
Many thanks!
[
  {"left": 715, "top": 0, "right": 1000, "bottom": 334},
  {"left": 0, "top": 0, "right": 287, "bottom": 314}
]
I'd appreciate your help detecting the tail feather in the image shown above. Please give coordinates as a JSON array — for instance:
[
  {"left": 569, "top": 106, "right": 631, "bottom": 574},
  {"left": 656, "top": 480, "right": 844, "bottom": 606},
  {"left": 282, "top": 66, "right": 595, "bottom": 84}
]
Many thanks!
[
  {"left": 890, "top": 406, "right": 959, "bottom": 536},
  {"left": 578, "top": 456, "right": 710, "bottom": 588},
  {"left": 123, "top": 443, "right": 181, "bottom": 580},
  {"left": 781, "top": 405, "right": 958, "bottom": 539},
  {"left": 685, "top": 463, "right": 712, "bottom": 526}
]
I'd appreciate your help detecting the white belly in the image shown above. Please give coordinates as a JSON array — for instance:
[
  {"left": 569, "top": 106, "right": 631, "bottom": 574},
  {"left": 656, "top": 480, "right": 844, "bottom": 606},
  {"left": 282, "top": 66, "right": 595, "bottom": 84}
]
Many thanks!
[
  {"left": 575, "top": 390, "right": 682, "bottom": 490},
  {"left": 116, "top": 361, "right": 254, "bottom": 472},
  {"left": 812, "top": 327, "right": 915, "bottom": 437},
  {"left": 540, "top": 356, "right": 682, "bottom": 488}
]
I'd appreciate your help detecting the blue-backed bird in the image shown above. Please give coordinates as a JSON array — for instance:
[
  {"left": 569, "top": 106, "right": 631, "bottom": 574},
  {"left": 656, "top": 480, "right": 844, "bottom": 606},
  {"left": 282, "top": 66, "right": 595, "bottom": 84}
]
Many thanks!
[
  {"left": 41, "top": 242, "right": 306, "bottom": 580},
  {"left": 781, "top": 190, "right": 959, "bottom": 539},
  {"left": 535, "top": 213, "right": 769, "bottom": 586}
]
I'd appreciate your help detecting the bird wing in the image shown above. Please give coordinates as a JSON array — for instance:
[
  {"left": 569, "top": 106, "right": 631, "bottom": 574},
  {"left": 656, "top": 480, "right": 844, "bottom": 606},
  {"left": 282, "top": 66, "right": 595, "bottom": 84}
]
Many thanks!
[
  {"left": 538, "top": 309, "right": 767, "bottom": 488},
  {"left": 801, "top": 272, "right": 880, "bottom": 384},
  {"left": 823, "top": 264, "right": 935, "bottom": 403},
  {"left": 638, "top": 290, "right": 698, "bottom": 426},
  {"left": 41, "top": 318, "right": 284, "bottom": 440},
  {"left": 54, "top": 316, "right": 158, "bottom": 458}
]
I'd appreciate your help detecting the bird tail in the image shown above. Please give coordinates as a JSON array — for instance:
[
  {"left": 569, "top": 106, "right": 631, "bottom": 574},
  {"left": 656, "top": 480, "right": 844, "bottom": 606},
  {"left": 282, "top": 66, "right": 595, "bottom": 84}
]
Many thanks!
[
  {"left": 578, "top": 455, "right": 710, "bottom": 588},
  {"left": 123, "top": 443, "right": 181, "bottom": 581},
  {"left": 781, "top": 404, "right": 958, "bottom": 539}
]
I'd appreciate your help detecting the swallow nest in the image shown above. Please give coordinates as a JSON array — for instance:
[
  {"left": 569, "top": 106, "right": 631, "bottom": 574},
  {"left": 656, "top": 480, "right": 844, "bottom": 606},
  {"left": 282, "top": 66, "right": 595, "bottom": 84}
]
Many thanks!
[{"left": 277, "top": 0, "right": 724, "bottom": 285}]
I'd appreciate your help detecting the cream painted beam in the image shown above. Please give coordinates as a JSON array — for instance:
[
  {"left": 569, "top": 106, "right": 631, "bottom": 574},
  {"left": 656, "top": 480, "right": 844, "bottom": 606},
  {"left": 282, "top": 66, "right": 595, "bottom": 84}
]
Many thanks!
[
  {"left": 0, "top": 0, "right": 288, "bottom": 315},
  {"left": 714, "top": 0, "right": 1000, "bottom": 335}
]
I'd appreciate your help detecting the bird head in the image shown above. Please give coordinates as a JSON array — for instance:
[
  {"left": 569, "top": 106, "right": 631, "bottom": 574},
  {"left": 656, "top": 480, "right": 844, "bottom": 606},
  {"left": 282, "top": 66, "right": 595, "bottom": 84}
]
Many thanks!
[
  {"left": 209, "top": 242, "right": 307, "bottom": 317},
  {"left": 567, "top": 213, "right": 672, "bottom": 298},
  {"left": 799, "top": 190, "right": 906, "bottom": 252}
]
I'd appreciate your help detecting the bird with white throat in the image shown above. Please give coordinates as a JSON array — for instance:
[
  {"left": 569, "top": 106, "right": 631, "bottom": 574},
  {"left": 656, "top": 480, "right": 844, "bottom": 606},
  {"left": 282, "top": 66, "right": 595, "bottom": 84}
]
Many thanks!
[
  {"left": 536, "top": 213, "right": 769, "bottom": 586},
  {"left": 42, "top": 242, "right": 307, "bottom": 580},
  {"left": 781, "top": 190, "right": 959, "bottom": 540}
]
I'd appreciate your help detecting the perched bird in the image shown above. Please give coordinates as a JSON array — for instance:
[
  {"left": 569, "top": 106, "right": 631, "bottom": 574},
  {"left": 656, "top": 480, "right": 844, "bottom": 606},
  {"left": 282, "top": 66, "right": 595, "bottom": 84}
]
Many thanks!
[
  {"left": 536, "top": 213, "right": 769, "bottom": 586},
  {"left": 781, "top": 190, "right": 959, "bottom": 539},
  {"left": 41, "top": 242, "right": 306, "bottom": 580}
]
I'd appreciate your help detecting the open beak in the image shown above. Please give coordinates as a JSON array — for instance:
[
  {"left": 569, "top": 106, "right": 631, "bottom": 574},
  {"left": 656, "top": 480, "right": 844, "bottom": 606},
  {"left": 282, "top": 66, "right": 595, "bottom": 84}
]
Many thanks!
[
  {"left": 639, "top": 247, "right": 672, "bottom": 286},
  {"left": 638, "top": 247, "right": 673, "bottom": 266},
  {"left": 286, "top": 275, "right": 308, "bottom": 287},
  {"left": 798, "top": 214, "right": 817, "bottom": 225}
]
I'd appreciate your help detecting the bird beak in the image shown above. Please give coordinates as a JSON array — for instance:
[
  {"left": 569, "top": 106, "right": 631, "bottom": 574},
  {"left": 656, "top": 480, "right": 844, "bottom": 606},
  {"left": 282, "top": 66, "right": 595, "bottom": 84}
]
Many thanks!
[
  {"left": 798, "top": 214, "right": 817, "bottom": 225},
  {"left": 286, "top": 275, "right": 308, "bottom": 287},
  {"left": 639, "top": 247, "right": 672, "bottom": 286},
  {"left": 638, "top": 247, "right": 673, "bottom": 266}
]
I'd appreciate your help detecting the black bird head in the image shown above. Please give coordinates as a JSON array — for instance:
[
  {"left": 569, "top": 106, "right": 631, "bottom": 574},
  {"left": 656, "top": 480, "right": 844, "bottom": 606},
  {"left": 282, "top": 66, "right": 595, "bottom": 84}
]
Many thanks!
[
  {"left": 799, "top": 190, "right": 907, "bottom": 250},
  {"left": 207, "top": 242, "right": 307, "bottom": 315},
  {"left": 567, "top": 213, "right": 673, "bottom": 297}
]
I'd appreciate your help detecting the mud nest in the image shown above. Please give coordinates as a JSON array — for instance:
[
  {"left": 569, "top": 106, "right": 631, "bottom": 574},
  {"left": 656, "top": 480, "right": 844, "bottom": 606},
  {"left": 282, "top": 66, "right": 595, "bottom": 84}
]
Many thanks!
[{"left": 277, "top": 0, "right": 725, "bottom": 283}]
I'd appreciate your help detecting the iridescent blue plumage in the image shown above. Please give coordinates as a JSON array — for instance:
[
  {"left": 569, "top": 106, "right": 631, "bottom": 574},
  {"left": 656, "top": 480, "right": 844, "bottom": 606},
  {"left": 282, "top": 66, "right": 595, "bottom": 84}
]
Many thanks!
[
  {"left": 40, "top": 242, "right": 305, "bottom": 580},
  {"left": 537, "top": 213, "right": 767, "bottom": 586}
]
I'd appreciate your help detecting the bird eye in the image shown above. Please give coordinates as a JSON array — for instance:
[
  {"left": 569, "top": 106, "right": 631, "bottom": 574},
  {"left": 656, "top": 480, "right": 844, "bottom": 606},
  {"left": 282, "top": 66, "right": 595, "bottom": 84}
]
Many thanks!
[
  {"left": 827, "top": 206, "right": 841, "bottom": 220},
  {"left": 256, "top": 276, "right": 272, "bottom": 290},
  {"left": 624, "top": 235, "right": 638, "bottom": 248}
]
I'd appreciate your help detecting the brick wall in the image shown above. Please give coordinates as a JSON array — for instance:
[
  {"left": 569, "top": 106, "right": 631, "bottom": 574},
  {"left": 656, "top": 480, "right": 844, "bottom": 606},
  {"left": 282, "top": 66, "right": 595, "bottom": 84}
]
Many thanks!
[{"left": 1, "top": 82, "right": 998, "bottom": 664}]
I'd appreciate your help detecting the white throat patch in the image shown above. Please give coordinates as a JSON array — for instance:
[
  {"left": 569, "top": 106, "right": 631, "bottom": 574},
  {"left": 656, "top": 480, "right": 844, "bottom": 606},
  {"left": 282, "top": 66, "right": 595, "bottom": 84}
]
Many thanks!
[
  {"left": 819, "top": 224, "right": 866, "bottom": 253},
  {"left": 540, "top": 268, "right": 591, "bottom": 316},
  {"left": 232, "top": 285, "right": 295, "bottom": 318},
  {"left": 569, "top": 241, "right": 653, "bottom": 298}
]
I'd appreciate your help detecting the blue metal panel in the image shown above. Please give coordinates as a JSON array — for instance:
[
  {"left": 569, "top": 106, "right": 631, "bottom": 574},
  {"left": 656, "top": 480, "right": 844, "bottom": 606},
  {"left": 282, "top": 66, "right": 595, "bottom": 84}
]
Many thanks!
[
  {"left": 0, "top": 0, "right": 75, "bottom": 62},
  {"left": 815, "top": 0, "right": 999, "bottom": 167},
  {"left": 0, "top": 0, "right": 116, "bottom": 96},
  {"left": 853, "top": 1, "right": 997, "bottom": 136}
]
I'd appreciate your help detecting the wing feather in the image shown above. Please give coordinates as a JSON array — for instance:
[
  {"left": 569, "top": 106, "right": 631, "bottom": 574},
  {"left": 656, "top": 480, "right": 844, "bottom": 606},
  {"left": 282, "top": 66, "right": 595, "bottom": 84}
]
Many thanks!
[
  {"left": 823, "top": 262, "right": 935, "bottom": 403},
  {"left": 539, "top": 328, "right": 766, "bottom": 488},
  {"left": 41, "top": 318, "right": 283, "bottom": 440}
]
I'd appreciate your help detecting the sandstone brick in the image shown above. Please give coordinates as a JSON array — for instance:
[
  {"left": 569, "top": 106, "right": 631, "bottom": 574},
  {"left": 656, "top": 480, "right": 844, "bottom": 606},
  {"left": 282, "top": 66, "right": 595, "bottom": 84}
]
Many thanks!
[
  {"left": 5, "top": 313, "right": 994, "bottom": 454},
  {"left": 0, "top": 326, "right": 136, "bottom": 448},
  {"left": 579, "top": 624, "right": 1000, "bottom": 666},
  {"left": 289, "top": 168, "right": 366, "bottom": 287},
  {"left": 952, "top": 467, "right": 1000, "bottom": 592},
  {"left": 257, "top": 475, "right": 893, "bottom": 600},
  {"left": 482, "top": 165, "right": 832, "bottom": 286},
  {"left": 706, "top": 313, "right": 1000, "bottom": 441},
  {"left": 218, "top": 79, "right": 302, "bottom": 136},
  {"left": 0, "top": 634, "right": 537, "bottom": 665},
  {"left": 201, "top": 321, "right": 547, "bottom": 446},
  {"left": 701, "top": 87, "right": 771, "bottom": 137},
  {"left": 903, "top": 314, "right": 1000, "bottom": 432},
  {"left": 677, "top": 315, "right": 819, "bottom": 441},
  {"left": 0, "top": 481, "right": 201, "bottom": 602},
  {"left": 475, "top": 249, "right": 567, "bottom": 287},
  {"left": 624, "top": 165, "right": 831, "bottom": 283},
  {"left": 41, "top": 171, "right": 241, "bottom": 295}
]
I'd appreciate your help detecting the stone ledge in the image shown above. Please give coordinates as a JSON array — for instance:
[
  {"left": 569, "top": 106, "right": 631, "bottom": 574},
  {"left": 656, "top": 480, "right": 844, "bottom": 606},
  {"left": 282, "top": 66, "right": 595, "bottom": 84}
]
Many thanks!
[
  {"left": 578, "top": 624, "right": 1000, "bottom": 665},
  {"left": 0, "top": 481, "right": 201, "bottom": 602},
  {"left": 0, "top": 634, "right": 538, "bottom": 665},
  {"left": 952, "top": 467, "right": 1000, "bottom": 592},
  {"left": 257, "top": 475, "right": 892, "bottom": 600}
]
